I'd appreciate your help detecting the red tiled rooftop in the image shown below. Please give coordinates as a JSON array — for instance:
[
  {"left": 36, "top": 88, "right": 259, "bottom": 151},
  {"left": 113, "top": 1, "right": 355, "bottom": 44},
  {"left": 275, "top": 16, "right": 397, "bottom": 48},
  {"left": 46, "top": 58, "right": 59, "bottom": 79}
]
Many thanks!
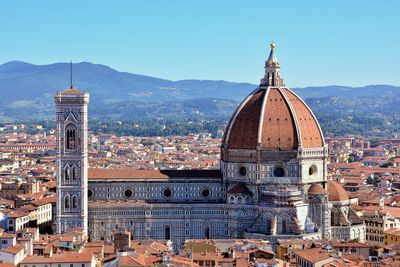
[
  {"left": 294, "top": 248, "right": 332, "bottom": 263},
  {"left": 88, "top": 169, "right": 222, "bottom": 180},
  {"left": 21, "top": 252, "right": 94, "bottom": 264},
  {"left": 61, "top": 87, "right": 82, "bottom": 95},
  {"left": 0, "top": 245, "right": 23, "bottom": 255}
]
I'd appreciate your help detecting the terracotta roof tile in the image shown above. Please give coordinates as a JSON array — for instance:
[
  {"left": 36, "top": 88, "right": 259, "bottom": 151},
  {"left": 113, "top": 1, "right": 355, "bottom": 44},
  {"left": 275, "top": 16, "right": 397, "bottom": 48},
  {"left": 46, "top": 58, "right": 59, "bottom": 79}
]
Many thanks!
[
  {"left": 223, "top": 87, "right": 324, "bottom": 150},
  {"left": 284, "top": 89, "right": 323, "bottom": 147},
  {"left": 21, "top": 252, "right": 94, "bottom": 264},
  {"left": 308, "top": 183, "right": 327, "bottom": 195},
  {"left": 61, "top": 87, "right": 81, "bottom": 95},
  {"left": 294, "top": 249, "right": 332, "bottom": 263},
  {"left": 0, "top": 245, "right": 23, "bottom": 255},
  {"left": 227, "top": 90, "right": 265, "bottom": 149},
  {"left": 261, "top": 88, "right": 298, "bottom": 149},
  {"left": 88, "top": 169, "right": 222, "bottom": 180}
]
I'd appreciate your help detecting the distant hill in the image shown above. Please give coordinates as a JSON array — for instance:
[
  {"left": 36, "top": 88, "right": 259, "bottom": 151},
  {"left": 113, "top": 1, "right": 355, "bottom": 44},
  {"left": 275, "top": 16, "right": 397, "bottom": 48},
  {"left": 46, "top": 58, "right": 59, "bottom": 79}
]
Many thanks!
[
  {"left": 0, "top": 60, "right": 254, "bottom": 104},
  {"left": 1, "top": 60, "right": 400, "bottom": 136}
]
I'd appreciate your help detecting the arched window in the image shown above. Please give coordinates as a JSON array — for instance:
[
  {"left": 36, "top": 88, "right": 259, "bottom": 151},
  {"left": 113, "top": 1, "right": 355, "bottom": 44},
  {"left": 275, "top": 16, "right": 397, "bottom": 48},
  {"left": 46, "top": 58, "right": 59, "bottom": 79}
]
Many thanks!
[
  {"left": 331, "top": 209, "right": 339, "bottom": 226},
  {"left": 65, "top": 125, "right": 77, "bottom": 150},
  {"left": 64, "top": 166, "right": 70, "bottom": 182},
  {"left": 72, "top": 166, "right": 78, "bottom": 181},
  {"left": 271, "top": 72, "right": 275, "bottom": 86},
  {"left": 282, "top": 219, "right": 287, "bottom": 234},
  {"left": 278, "top": 214, "right": 290, "bottom": 234},
  {"left": 265, "top": 216, "right": 272, "bottom": 235},
  {"left": 64, "top": 195, "right": 70, "bottom": 210},
  {"left": 205, "top": 227, "right": 210, "bottom": 239},
  {"left": 165, "top": 226, "right": 171, "bottom": 240},
  {"left": 72, "top": 195, "right": 78, "bottom": 210}
]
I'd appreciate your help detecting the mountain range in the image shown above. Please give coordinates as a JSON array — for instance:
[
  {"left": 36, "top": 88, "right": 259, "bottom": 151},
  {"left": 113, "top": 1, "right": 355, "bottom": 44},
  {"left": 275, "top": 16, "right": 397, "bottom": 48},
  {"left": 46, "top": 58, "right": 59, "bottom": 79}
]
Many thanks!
[{"left": 0, "top": 60, "right": 400, "bottom": 135}]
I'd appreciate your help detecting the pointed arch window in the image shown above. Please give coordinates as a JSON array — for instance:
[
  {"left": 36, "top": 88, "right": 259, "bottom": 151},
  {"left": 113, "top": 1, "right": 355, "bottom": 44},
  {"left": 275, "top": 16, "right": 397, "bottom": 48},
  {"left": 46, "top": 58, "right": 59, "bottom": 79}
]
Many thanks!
[
  {"left": 282, "top": 219, "right": 287, "bottom": 234},
  {"left": 65, "top": 124, "right": 77, "bottom": 150},
  {"left": 271, "top": 72, "right": 275, "bottom": 86},
  {"left": 165, "top": 225, "right": 171, "bottom": 240},
  {"left": 64, "top": 195, "right": 70, "bottom": 210},
  {"left": 278, "top": 214, "right": 290, "bottom": 234},
  {"left": 64, "top": 165, "right": 70, "bottom": 183},
  {"left": 72, "top": 165, "right": 78, "bottom": 181},
  {"left": 72, "top": 195, "right": 78, "bottom": 210},
  {"left": 205, "top": 227, "right": 210, "bottom": 239},
  {"left": 265, "top": 217, "right": 272, "bottom": 235},
  {"left": 331, "top": 209, "right": 339, "bottom": 226}
]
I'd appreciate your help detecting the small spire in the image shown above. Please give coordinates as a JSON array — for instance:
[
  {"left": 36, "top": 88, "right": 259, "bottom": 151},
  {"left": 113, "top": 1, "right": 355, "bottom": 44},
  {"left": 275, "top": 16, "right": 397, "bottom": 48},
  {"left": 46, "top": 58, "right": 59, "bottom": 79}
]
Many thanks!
[
  {"left": 266, "top": 41, "right": 279, "bottom": 66},
  {"left": 62, "top": 61, "right": 81, "bottom": 94},
  {"left": 260, "top": 41, "right": 285, "bottom": 87},
  {"left": 70, "top": 61, "right": 73, "bottom": 89}
]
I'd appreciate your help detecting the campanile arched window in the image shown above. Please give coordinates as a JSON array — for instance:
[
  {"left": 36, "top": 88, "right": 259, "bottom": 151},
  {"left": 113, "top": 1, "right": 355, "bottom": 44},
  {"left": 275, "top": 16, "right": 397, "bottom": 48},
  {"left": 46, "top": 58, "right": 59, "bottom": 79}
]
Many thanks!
[
  {"left": 65, "top": 124, "right": 77, "bottom": 150},
  {"left": 72, "top": 165, "right": 78, "bottom": 181},
  {"left": 64, "top": 194, "right": 70, "bottom": 210},
  {"left": 64, "top": 165, "right": 70, "bottom": 183},
  {"left": 72, "top": 195, "right": 78, "bottom": 210}
]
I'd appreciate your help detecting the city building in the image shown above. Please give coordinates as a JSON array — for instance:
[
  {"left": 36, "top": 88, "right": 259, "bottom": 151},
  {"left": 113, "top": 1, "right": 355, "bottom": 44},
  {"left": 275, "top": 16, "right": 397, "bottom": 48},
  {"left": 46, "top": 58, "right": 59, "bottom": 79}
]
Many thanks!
[{"left": 55, "top": 43, "right": 365, "bottom": 250}]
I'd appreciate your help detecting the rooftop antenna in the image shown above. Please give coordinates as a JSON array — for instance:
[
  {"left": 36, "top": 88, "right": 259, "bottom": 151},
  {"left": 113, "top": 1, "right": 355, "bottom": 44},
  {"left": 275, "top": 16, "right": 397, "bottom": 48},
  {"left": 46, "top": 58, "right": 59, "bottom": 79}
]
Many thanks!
[{"left": 70, "top": 61, "right": 73, "bottom": 89}]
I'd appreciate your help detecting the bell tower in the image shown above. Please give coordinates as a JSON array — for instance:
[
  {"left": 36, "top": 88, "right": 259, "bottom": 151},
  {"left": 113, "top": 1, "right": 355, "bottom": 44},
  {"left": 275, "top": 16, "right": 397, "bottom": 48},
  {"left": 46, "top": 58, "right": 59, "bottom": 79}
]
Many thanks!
[{"left": 55, "top": 83, "right": 89, "bottom": 235}]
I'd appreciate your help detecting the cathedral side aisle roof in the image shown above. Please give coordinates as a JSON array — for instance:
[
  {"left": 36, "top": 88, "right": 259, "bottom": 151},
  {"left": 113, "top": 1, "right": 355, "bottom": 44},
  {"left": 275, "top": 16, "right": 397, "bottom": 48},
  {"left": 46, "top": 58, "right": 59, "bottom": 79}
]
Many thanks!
[{"left": 88, "top": 168, "right": 222, "bottom": 181}]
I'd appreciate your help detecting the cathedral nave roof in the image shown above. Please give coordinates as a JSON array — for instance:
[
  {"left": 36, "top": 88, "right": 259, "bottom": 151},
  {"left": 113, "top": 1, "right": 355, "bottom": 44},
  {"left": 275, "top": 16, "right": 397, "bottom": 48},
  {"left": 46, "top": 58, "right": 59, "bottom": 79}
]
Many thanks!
[{"left": 88, "top": 168, "right": 222, "bottom": 181}]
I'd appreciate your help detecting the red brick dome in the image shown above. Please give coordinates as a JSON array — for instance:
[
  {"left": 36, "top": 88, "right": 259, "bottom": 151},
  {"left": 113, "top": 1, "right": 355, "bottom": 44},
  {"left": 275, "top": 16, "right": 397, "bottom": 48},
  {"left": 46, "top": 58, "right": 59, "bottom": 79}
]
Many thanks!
[
  {"left": 222, "top": 87, "right": 324, "bottom": 150},
  {"left": 327, "top": 180, "right": 349, "bottom": 201},
  {"left": 308, "top": 183, "right": 327, "bottom": 195}
]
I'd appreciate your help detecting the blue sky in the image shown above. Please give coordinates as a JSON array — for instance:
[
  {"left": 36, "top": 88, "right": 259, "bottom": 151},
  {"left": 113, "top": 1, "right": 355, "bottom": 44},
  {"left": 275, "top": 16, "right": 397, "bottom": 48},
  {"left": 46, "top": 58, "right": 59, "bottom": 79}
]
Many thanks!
[{"left": 1, "top": 0, "right": 399, "bottom": 87}]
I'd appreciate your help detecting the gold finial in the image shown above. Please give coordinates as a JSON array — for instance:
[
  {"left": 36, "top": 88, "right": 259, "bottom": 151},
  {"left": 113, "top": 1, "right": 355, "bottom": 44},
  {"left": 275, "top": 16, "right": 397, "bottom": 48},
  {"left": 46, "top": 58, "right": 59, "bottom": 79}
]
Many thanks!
[{"left": 270, "top": 41, "right": 276, "bottom": 49}]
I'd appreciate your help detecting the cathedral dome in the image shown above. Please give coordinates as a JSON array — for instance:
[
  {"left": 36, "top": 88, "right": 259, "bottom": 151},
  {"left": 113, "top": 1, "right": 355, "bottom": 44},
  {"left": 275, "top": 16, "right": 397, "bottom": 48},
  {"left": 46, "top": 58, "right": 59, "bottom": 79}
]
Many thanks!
[
  {"left": 327, "top": 180, "right": 349, "bottom": 202},
  {"left": 308, "top": 183, "right": 327, "bottom": 195},
  {"left": 222, "top": 44, "right": 324, "bottom": 151}
]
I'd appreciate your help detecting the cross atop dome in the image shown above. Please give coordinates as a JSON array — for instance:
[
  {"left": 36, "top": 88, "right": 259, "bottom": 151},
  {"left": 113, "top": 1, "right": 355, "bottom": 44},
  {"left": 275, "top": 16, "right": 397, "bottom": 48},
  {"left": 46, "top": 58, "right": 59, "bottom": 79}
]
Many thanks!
[{"left": 260, "top": 41, "right": 285, "bottom": 87}]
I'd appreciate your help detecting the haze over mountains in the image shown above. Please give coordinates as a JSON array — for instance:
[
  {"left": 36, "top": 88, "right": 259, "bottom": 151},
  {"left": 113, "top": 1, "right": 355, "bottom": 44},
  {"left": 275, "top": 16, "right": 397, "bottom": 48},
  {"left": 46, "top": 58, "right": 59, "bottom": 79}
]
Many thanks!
[{"left": 0, "top": 60, "right": 400, "bottom": 135}]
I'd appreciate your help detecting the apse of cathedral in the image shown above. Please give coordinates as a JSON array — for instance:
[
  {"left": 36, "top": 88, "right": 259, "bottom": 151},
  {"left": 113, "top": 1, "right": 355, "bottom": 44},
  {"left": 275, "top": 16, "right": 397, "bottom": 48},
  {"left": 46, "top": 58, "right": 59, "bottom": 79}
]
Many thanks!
[{"left": 55, "top": 43, "right": 366, "bottom": 250}]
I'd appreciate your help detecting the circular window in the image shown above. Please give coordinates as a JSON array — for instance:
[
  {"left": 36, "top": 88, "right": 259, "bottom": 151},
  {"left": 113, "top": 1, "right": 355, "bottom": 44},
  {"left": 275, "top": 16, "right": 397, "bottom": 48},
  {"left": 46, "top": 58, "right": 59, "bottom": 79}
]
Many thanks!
[
  {"left": 163, "top": 188, "right": 173, "bottom": 198},
  {"left": 273, "top": 166, "right": 285, "bottom": 177},
  {"left": 201, "top": 188, "right": 210, "bottom": 198},
  {"left": 123, "top": 188, "right": 133, "bottom": 198},
  {"left": 88, "top": 188, "right": 94, "bottom": 198},
  {"left": 309, "top": 165, "right": 317, "bottom": 176},
  {"left": 239, "top": 166, "right": 247, "bottom": 177}
]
